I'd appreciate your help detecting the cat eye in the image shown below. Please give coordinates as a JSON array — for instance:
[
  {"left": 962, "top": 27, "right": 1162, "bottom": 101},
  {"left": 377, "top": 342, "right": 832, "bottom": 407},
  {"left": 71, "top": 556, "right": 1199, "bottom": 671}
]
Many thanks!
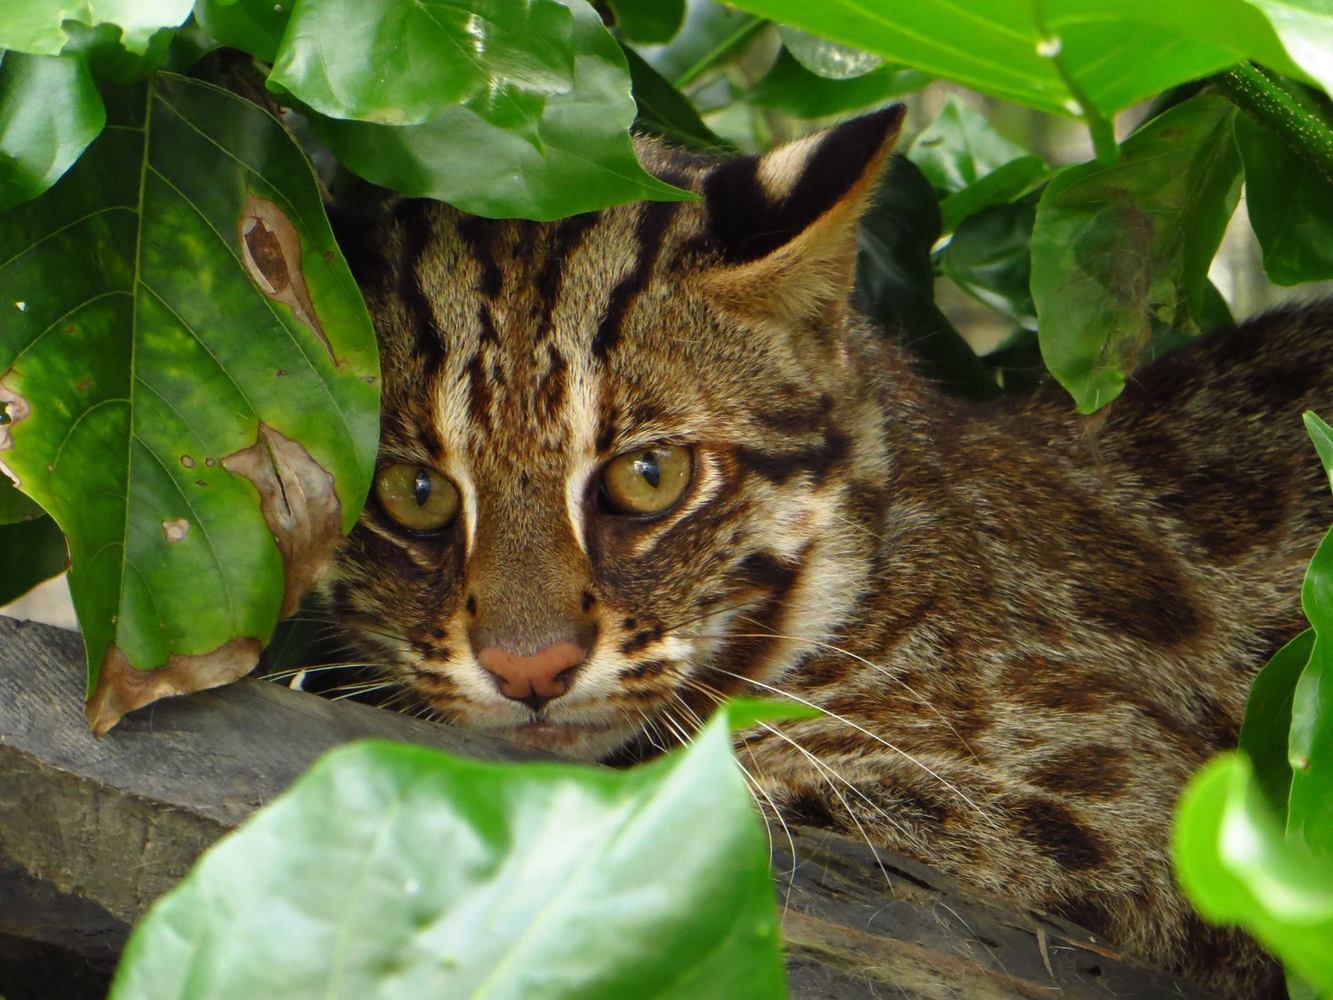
[
  {"left": 601, "top": 445, "right": 691, "bottom": 516},
  {"left": 374, "top": 463, "right": 460, "bottom": 532}
]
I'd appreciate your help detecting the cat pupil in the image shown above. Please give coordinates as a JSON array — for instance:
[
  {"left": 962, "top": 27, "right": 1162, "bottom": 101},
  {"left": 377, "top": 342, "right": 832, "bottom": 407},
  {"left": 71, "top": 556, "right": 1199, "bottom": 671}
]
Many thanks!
[
  {"left": 633, "top": 451, "right": 660, "bottom": 489},
  {"left": 412, "top": 469, "right": 431, "bottom": 506}
]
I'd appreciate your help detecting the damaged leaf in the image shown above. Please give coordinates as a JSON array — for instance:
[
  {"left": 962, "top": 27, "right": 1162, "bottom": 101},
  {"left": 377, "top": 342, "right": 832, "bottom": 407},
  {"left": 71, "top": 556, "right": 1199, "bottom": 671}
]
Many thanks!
[{"left": 0, "top": 74, "right": 378, "bottom": 731}]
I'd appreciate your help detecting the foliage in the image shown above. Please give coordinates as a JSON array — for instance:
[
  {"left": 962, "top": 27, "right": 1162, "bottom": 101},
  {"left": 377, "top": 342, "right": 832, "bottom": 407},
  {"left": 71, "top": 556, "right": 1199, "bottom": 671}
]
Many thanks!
[
  {"left": 0, "top": 0, "right": 1331, "bottom": 995},
  {"left": 109, "top": 705, "right": 790, "bottom": 999}
]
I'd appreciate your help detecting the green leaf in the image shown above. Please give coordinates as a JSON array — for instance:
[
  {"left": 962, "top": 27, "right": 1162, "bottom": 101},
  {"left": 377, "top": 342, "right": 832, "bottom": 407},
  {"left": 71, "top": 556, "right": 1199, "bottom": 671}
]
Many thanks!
[
  {"left": 268, "top": 0, "right": 577, "bottom": 127},
  {"left": 110, "top": 712, "right": 787, "bottom": 999},
  {"left": 1289, "top": 413, "right": 1333, "bottom": 845},
  {"left": 1234, "top": 112, "right": 1333, "bottom": 286},
  {"left": 607, "top": 0, "right": 685, "bottom": 44},
  {"left": 1030, "top": 94, "right": 1241, "bottom": 413},
  {"left": 751, "top": 48, "right": 927, "bottom": 119},
  {"left": 724, "top": 696, "right": 823, "bottom": 731},
  {"left": 720, "top": 0, "right": 1317, "bottom": 121},
  {"left": 776, "top": 25, "right": 882, "bottom": 79},
  {"left": 1244, "top": 0, "right": 1333, "bottom": 96},
  {"left": 0, "top": 50, "right": 104, "bottom": 212},
  {"left": 311, "top": 0, "right": 690, "bottom": 220},
  {"left": 854, "top": 156, "right": 1000, "bottom": 400},
  {"left": 1173, "top": 753, "right": 1333, "bottom": 995},
  {"left": 939, "top": 196, "right": 1038, "bottom": 330},
  {"left": 909, "top": 95, "right": 1032, "bottom": 195},
  {"left": 194, "top": 0, "right": 290, "bottom": 62},
  {"left": 639, "top": 3, "right": 760, "bottom": 88},
  {"left": 0, "top": 475, "right": 44, "bottom": 523},
  {"left": 938, "top": 156, "right": 1047, "bottom": 235},
  {"left": 0, "top": 74, "right": 378, "bottom": 723},
  {"left": 0, "top": 514, "right": 66, "bottom": 606},
  {"left": 1239, "top": 628, "right": 1315, "bottom": 817},
  {"left": 624, "top": 44, "right": 728, "bottom": 150},
  {"left": 0, "top": 0, "right": 192, "bottom": 56}
]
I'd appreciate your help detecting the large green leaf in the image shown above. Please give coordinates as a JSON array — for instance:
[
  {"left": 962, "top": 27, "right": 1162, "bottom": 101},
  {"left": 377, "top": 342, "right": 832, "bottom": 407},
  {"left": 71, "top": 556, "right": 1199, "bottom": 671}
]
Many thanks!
[
  {"left": 1289, "top": 413, "right": 1333, "bottom": 845},
  {"left": 268, "top": 0, "right": 576, "bottom": 127},
  {"left": 720, "top": 0, "right": 1320, "bottom": 121},
  {"left": 0, "top": 1, "right": 192, "bottom": 56},
  {"left": 751, "top": 48, "right": 927, "bottom": 119},
  {"left": 776, "top": 25, "right": 883, "bottom": 79},
  {"left": 109, "top": 711, "right": 787, "bottom": 999},
  {"left": 311, "top": 0, "right": 689, "bottom": 220},
  {"left": 0, "top": 50, "right": 105, "bottom": 212},
  {"left": 1174, "top": 753, "right": 1333, "bottom": 995},
  {"left": 0, "top": 513, "right": 66, "bottom": 606},
  {"left": 939, "top": 196, "right": 1039, "bottom": 330},
  {"left": 0, "top": 73, "right": 379, "bottom": 732},
  {"left": 1239, "top": 628, "right": 1316, "bottom": 817},
  {"left": 1030, "top": 94, "right": 1240, "bottom": 412},
  {"left": 0, "top": 474, "right": 42, "bottom": 523},
  {"left": 1234, "top": 112, "right": 1333, "bottom": 286},
  {"left": 194, "top": 0, "right": 289, "bottom": 62}
]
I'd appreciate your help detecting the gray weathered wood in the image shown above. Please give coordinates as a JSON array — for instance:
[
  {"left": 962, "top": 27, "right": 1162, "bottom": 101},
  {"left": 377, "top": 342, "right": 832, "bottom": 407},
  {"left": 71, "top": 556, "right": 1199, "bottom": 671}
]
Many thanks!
[{"left": 0, "top": 615, "right": 1213, "bottom": 999}]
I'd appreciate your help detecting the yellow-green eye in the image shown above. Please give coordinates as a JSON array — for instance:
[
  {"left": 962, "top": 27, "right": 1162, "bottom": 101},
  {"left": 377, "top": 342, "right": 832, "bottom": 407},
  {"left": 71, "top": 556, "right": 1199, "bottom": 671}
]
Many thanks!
[
  {"left": 374, "top": 464, "right": 459, "bottom": 532},
  {"left": 602, "top": 445, "right": 691, "bottom": 516}
]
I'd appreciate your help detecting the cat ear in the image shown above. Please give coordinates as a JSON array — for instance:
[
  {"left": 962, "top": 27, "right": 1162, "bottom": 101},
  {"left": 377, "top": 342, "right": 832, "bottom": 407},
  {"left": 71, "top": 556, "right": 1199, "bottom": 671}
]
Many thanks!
[{"left": 700, "top": 105, "right": 906, "bottom": 327}]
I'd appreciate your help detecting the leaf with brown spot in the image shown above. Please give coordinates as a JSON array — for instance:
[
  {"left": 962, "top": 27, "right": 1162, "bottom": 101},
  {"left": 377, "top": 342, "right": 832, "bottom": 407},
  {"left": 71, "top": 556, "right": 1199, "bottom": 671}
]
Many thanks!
[{"left": 0, "top": 74, "right": 378, "bottom": 732}]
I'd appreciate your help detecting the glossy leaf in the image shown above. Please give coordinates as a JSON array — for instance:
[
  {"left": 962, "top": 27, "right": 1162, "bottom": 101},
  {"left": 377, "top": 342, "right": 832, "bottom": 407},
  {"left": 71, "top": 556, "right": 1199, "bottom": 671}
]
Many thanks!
[
  {"left": 938, "top": 156, "right": 1046, "bottom": 235},
  {"left": 110, "top": 711, "right": 787, "bottom": 999},
  {"left": 1234, "top": 112, "right": 1333, "bottom": 286},
  {"left": 776, "top": 25, "right": 882, "bottom": 79},
  {"left": 0, "top": 74, "right": 379, "bottom": 729},
  {"left": 751, "top": 48, "right": 927, "bottom": 119},
  {"left": 1031, "top": 94, "right": 1241, "bottom": 412},
  {"left": 909, "top": 95, "right": 1032, "bottom": 195},
  {"left": 721, "top": 0, "right": 1317, "bottom": 121},
  {"left": 0, "top": 50, "right": 104, "bottom": 212},
  {"left": 0, "top": 514, "right": 66, "bottom": 606},
  {"left": 1238, "top": 628, "right": 1315, "bottom": 817},
  {"left": 1173, "top": 753, "right": 1333, "bottom": 996},
  {"left": 854, "top": 156, "right": 999, "bottom": 399},
  {"left": 939, "top": 196, "right": 1038, "bottom": 330},
  {"left": 607, "top": 0, "right": 686, "bottom": 43},
  {"left": 194, "top": 0, "right": 290, "bottom": 62},
  {"left": 312, "top": 0, "right": 690, "bottom": 220},
  {"left": 637, "top": 3, "right": 760, "bottom": 87},
  {"left": 0, "top": 1, "right": 192, "bottom": 56},
  {"left": 1289, "top": 412, "right": 1333, "bottom": 845},
  {"left": 624, "top": 44, "right": 728, "bottom": 150},
  {"left": 269, "top": 0, "right": 576, "bottom": 127}
]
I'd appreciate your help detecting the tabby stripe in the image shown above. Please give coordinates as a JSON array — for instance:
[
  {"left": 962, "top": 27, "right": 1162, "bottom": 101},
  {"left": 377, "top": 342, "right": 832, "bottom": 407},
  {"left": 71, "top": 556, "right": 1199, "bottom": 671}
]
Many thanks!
[
  {"left": 396, "top": 205, "right": 447, "bottom": 377},
  {"left": 735, "top": 426, "right": 849, "bottom": 483},
  {"left": 463, "top": 352, "right": 490, "bottom": 429},
  {"left": 456, "top": 216, "right": 503, "bottom": 298},
  {"left": 535, "top": 213, "right": 599, "bottom": 343},
  {"left": 536, "top": 344, "right": 567, "bottom": 420},
  {"left": 591, "top": 200, "right": 676, "bottom": 362}
]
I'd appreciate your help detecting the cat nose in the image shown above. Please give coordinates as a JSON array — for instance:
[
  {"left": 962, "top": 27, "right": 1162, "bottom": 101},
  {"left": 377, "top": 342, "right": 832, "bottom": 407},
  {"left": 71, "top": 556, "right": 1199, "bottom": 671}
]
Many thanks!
[{"left": 476, "top": 641, "right": 586, "bottom": 711}]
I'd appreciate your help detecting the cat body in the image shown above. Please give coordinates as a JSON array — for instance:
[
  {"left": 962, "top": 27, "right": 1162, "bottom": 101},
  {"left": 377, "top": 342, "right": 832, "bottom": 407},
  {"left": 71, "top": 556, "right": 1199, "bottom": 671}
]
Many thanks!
[{"left": 328, "top": 107, "right": 1329, "bottom": 997}]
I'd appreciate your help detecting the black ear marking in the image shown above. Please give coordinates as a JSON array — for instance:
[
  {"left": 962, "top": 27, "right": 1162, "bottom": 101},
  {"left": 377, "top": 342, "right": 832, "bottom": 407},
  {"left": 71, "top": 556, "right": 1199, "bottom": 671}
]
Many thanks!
[{"left": 703, "top": 105, "right": 907, "bottom": 263}]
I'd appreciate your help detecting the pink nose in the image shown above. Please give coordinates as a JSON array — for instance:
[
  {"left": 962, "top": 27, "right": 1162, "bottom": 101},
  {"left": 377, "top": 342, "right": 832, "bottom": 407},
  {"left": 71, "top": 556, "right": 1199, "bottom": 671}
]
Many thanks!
[{"left": 476, "top": 641, "right": 586, "bottom": 710}]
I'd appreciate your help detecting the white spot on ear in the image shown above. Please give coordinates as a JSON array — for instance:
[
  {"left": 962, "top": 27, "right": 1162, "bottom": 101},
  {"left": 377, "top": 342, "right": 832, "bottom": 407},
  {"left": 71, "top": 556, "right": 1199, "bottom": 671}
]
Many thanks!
[{"left": 756, "top": 132, "right": 822, "bottom": 202}]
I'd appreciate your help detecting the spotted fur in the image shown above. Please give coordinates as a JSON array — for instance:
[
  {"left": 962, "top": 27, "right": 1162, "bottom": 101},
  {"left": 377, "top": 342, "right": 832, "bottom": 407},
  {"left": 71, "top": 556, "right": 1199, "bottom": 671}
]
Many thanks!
[{"left": 327, "top": 106, "right": 1330, "bottom": 998}]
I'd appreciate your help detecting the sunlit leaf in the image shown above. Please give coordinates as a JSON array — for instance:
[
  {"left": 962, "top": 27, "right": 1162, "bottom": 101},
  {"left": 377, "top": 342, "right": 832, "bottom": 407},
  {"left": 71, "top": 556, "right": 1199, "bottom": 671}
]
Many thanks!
[
  {"left": 909, "top": 95, "right": 1032, "bottom": 194},
  {"left": 311, "top": 0, "right": 690, "bottom": 220},
  {"left": 0, "top": 74, "right": 378, "bottom": 730},
  {"left": 1234, "top": 112, "right": 1333, "bottom": 286},
  {"left": 110, "top": 711, "right": 787, "bottom": 999},
  {"left": 1030, "top": 94, "right": 1240, "bottom": 412},
  {"left": 0, "top": 50, "right": 104, "bottom": 213},
  {"left": 268, "top": 0, "right": 577, "bottom": 127},
  {"left": 1174, "top": 753, "right": 1333, "bottom": 996},
  {"left": 776, "top": 25, "right": 882, "bottom": 79},
  {"left": 751, "top": 48, "right": 927, "bottom": 119},
  {"left": 0, "top": 0, "right": 192, "bottom": 56}
]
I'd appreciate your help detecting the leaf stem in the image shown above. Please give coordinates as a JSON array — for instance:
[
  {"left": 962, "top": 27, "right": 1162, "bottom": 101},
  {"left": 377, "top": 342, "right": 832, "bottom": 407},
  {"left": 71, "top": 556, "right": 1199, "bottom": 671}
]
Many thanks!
[
  {"left": 673, "top": 17, "right": 766, "bottom": 90},
  {"left": 1216, "top": 63, "right": 1333, "bottom": 184}
]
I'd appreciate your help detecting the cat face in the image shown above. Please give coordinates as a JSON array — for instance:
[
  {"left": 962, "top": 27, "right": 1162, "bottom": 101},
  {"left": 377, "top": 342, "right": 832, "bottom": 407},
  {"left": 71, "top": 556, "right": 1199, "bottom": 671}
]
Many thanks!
[{"left": 327, "top": 109, "right": 904, "bottom": 759}]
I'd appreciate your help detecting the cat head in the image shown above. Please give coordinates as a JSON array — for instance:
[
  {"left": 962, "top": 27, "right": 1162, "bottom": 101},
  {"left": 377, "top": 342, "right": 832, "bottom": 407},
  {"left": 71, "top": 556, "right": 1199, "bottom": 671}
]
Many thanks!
[{"left": 327, "top": 108, "right": 906, "bottom": 759}]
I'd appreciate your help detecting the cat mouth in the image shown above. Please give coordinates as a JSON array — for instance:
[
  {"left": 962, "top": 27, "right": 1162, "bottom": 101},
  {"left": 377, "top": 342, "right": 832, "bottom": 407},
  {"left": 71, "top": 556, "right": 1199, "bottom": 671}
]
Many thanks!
[{"left": 500, "top": 718, "right": 632, "bottom": 758}]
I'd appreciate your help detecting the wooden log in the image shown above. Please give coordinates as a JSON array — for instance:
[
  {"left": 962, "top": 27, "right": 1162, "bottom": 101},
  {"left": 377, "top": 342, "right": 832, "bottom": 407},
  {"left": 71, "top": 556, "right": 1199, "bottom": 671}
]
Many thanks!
[{"left": 0, "top": 616, "right": 1213, "bottom": 999}]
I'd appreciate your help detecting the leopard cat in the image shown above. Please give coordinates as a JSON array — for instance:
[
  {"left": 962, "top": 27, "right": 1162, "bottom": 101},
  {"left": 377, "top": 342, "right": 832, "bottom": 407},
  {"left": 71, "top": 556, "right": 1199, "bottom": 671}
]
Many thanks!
[{"left": 324, "top": 105, "right": 1332, "bottom": 998}]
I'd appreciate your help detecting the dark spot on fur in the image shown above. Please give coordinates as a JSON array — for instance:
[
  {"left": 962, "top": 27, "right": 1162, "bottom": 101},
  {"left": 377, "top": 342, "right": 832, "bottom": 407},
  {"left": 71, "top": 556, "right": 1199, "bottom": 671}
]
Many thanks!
[
  {"left": 1011, "top": 796, "right": 1107, "bottom": 871},
  {"left": 735, "top": 426, "right": 848, "bottom": 484},
  {"left": 622, "top": 658, "right": 668, "bottom": 679},
  {"left": 1026, "top": 746, "right": 1131, "bottom": 798}
]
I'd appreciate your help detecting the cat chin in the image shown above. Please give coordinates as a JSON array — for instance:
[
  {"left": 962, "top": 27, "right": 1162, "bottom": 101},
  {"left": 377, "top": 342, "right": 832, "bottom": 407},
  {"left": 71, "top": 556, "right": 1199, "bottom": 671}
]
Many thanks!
[{"left": 460, "top": 710, "right": 636, "bottom": 761}]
